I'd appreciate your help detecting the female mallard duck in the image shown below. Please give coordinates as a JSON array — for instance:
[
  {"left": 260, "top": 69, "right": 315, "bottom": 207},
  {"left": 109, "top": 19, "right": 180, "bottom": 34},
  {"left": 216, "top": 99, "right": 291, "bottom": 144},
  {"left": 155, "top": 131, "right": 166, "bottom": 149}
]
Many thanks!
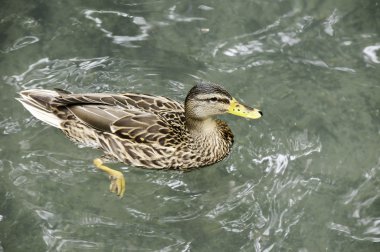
[{"left": 17, "top": 82, "right": 262, "bottom": 197}]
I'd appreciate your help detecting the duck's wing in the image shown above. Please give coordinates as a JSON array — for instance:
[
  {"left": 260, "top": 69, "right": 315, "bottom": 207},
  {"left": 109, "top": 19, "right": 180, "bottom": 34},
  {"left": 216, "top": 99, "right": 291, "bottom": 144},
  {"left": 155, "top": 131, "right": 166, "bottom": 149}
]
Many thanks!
[
  {"left": 121, "top": 93, "right": 184, "bottom": 113},
  {"left": 53, "top": 92, "right": 184, "bottom": 113},
  {"left": 52, "top": 93, "right": 185, "bottom": 145}
]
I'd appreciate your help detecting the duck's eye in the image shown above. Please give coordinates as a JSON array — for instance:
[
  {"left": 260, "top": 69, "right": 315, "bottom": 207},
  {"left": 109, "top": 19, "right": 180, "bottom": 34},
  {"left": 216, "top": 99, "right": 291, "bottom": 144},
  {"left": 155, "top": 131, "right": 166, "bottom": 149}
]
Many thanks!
[{"left": 210, "top": 97, "right": 218, "bottom": 102}]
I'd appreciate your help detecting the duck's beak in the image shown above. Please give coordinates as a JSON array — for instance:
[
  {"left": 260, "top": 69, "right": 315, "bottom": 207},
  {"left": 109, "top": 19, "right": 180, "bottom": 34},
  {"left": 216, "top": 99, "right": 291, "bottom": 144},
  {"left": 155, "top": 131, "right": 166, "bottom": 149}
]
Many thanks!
[{"left": 228, "top": 98, "right": 262, "bottom": 119}]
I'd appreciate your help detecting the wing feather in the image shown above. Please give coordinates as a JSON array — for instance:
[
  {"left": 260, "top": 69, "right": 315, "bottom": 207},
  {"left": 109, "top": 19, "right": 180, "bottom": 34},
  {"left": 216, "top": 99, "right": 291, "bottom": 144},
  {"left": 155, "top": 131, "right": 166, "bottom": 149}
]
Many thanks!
[{"left": 51, "top": 92, "right": 184, "bottom": 143}]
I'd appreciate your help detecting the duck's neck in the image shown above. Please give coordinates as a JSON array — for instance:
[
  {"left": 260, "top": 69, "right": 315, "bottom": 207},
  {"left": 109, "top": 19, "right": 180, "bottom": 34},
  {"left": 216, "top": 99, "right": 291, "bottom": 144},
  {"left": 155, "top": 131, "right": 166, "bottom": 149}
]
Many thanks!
[
  {"left": 185, "top": 117, "right": 218, "bottom": 135},
  {"left": 185, "top": 116, "right": 234, "bottom": 148},
  {"left": 185, "top": 116, "right": 234, "bottom": 165}
]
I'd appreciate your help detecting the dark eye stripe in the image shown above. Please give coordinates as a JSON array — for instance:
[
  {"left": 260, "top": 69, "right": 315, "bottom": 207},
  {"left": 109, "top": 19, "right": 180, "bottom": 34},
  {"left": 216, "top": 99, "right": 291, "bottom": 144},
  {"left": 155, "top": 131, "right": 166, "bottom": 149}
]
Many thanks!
[
  {"left": 195, "top": 97, "right": 230, "bottom": 103},
  {"left": 218, "top": 98, "right": 230, "bottom": 104}
]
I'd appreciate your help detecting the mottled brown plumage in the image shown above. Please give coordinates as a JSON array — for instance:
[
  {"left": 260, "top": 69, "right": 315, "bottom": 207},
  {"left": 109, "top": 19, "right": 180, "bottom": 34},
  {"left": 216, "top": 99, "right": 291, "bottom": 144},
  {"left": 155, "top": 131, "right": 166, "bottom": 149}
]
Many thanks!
[{"left": 17, "top": 81, "right": 262, "bottom": 197}]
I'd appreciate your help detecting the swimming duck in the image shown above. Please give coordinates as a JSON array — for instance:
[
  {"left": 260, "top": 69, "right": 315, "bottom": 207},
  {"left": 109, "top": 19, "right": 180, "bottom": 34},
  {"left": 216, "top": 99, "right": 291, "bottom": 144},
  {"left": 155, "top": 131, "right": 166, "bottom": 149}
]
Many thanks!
[{"left": 17, "top": 81, "right": 262, "bottom": 197}]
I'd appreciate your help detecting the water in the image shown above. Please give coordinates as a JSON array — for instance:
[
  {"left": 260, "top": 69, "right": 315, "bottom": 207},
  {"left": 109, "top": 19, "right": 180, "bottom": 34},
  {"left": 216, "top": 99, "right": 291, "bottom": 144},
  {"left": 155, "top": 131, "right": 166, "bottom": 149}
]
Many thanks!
[{"left": 1, "top": 0, "right": 380, "bottom": 251}]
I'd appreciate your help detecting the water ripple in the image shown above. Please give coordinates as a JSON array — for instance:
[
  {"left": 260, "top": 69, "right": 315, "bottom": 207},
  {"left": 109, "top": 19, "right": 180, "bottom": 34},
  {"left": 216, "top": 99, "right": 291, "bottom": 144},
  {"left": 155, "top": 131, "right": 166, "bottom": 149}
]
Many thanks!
[
  {"left": 363, "top": 44, "right": 380, "bottom": 64},
  {"left": 329, "top": 159, "right": 380, "bottom": 243},
  {"left": 198, "top": 10, "right": 303, "bottom": 72},
  {"left": 206, "top": 180, "right": 256, "bottom": 220},
  {"left": 3, "top": 1, "right": 379, "bottom": 251},
  {"left": 205, "top": 127, "right": 323, "bottom": 250},
  {"left": 0, "top": 117, "right": 21, "bottom": 135},
  {"left": 83, "top": 9, "right": 151, "bottom": 47},
  {"left": 323, "top": 9, "right": 340, "bottom": 36},
  {"left": 42, "top": 226, "right": 103, "bottom": 252},
  {"left": 6, "top": 57, "right": 158, "bottom": 92},
  {"left": 6, "top": 57, "right": 111, "bottom": 90},
  {"left": 1, "top": 36, "right": 39, "bottom": 54},
  {"left": 198, "top": 8, "right": 359, "bottom": 74},
  {"left": 158, "top": 207, "right": 203, "bottom": 224},
  {"left": 167, "top": 5, "right": 206, "bottom": 22},
  {"left": 253, "top": 129, "right": 321, "bottom": 176},
  {"left": 79, "top": 213, "right": 120, "bottom": 227},
  {"left": 149, "top": 173, "right": 190, "bottom": 193}
]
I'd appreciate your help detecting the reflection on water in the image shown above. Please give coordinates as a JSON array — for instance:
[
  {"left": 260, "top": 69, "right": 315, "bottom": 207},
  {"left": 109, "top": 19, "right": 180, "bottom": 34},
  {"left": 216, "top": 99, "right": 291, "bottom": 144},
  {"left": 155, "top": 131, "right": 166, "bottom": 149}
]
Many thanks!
[
  {"left": 84, "top": 10, "right": 151, "bottom": 47},
  {"left": 1, "top": 0, "right": 380, "bottom": 251},
  {"left": 1, "top": 36, "right": 39, "bottom": 54},
  {"left": 363, "top": 44, "right": 380, "bottom": 64},
  {"left": 329, "top": 160, "right": 380, "bottom": 243}
]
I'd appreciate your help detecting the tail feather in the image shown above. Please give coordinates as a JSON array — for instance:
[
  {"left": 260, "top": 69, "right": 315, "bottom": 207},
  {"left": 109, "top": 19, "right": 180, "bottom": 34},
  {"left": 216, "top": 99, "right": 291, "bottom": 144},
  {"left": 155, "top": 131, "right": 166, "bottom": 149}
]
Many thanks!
[{"left": 17, "top": 89, "right": 63, "bottom": 128}]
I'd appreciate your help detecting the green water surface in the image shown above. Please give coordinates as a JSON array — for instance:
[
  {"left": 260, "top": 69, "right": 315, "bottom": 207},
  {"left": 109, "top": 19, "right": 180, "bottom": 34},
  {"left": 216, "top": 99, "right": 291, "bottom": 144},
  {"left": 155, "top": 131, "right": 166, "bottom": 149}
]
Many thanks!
[{"left": 0, "top": 0, "right": 380, "bottom": 251}]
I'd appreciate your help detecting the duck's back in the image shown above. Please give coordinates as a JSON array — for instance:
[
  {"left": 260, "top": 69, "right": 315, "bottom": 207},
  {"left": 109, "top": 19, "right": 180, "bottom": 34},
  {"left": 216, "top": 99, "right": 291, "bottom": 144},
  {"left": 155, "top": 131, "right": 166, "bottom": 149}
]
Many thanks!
[{"left": 18, "top": 89, "right": 199, "bottom": 169}]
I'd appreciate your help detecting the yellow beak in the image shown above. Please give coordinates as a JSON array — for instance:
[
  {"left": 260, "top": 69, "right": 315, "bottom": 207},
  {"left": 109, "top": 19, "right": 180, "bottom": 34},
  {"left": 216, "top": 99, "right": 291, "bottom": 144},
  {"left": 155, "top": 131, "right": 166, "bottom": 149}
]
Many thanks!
[{"left": 228, "top": 98, "right": 262, "bottom": 119}]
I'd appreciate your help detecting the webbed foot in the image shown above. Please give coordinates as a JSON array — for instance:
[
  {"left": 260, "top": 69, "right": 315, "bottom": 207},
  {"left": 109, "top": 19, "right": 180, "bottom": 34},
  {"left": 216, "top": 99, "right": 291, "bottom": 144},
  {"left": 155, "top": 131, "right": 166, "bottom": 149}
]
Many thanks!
[{"left": 93, "top": 158, "right": 125, "bottom": 198}]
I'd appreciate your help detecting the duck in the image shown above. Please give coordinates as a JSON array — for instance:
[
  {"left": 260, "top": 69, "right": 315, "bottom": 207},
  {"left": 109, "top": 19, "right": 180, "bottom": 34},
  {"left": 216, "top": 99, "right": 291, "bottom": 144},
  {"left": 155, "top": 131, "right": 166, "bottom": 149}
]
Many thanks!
[{"left": 17, "top": 81, "right": 262, "bottom": 197}]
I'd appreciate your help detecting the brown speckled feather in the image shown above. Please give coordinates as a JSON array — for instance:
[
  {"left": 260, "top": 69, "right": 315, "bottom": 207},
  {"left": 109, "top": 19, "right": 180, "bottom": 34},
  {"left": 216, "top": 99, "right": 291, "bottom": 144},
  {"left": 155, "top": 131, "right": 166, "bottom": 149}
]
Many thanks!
[{"left": 18, "top": 88, "right": 235, "bottom": 170}]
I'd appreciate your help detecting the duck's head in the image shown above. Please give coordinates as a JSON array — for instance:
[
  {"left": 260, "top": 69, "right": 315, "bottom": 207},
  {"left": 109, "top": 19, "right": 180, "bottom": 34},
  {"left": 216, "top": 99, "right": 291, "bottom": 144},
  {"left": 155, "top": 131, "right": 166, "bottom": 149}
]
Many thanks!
[{"left": 185, "top": 82, "right": 262, "bottom": 120}]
